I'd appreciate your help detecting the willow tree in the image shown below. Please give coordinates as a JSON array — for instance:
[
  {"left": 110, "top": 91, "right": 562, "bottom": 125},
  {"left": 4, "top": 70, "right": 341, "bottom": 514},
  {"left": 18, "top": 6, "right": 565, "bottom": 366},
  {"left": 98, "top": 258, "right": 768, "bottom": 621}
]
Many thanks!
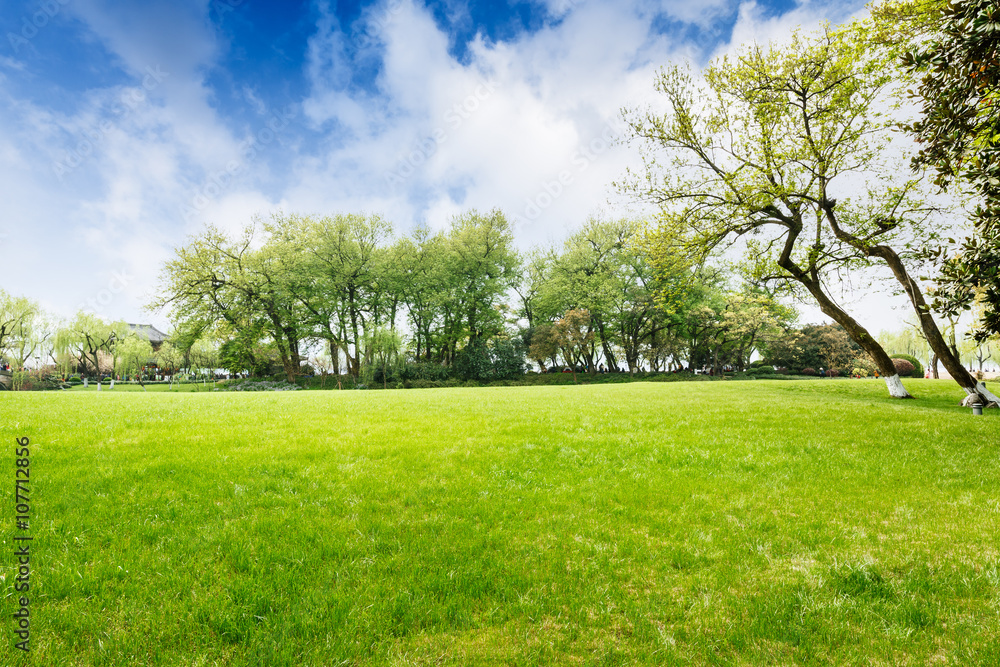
[
  {"left": 622, "top": 25, "right": 996, "bottom": 401},
  {"left": 116, "top": 335, "right": 154, "bottom": 389},
  {"left": 54, "top": 312, "right": 129, "bottom": 378}
]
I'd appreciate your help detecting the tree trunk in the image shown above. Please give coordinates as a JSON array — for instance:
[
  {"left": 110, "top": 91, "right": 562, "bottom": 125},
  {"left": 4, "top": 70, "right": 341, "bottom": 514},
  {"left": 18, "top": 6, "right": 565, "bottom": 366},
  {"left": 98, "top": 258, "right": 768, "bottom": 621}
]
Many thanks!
[
  {"left": 776, "top": 257, "right": 911, "bottom": 398},
  {"left": 595, "top": 318, "right": 618, "bottom": 373},
  {"left": 329, "top": 340, "right": 340, "bottom": 375},
  {"left": 870, "top": 245, "right": 1000, "bottom": 404}
]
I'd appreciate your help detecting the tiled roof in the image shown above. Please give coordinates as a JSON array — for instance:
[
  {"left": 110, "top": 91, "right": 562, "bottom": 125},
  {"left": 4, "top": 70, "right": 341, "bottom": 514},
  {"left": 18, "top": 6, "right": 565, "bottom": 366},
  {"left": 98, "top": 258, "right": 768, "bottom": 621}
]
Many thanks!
[{"left": 128, "top": 324, "right": 169, "bottom": 343}]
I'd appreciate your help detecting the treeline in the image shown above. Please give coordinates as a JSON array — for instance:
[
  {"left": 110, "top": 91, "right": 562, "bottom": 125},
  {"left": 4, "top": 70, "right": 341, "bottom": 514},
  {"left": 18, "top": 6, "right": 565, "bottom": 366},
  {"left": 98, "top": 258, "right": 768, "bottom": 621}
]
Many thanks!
[
  {"left": 0, "top": 300, "right": 163, "bottom": 389},
  {"left": 150, "top": 210, "right": 798, "bottom": 383}
]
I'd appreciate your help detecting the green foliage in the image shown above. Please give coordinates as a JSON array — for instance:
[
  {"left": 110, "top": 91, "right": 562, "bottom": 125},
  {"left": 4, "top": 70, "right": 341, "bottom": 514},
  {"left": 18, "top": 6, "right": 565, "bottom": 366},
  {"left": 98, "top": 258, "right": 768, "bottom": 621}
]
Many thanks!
[
  {"left": 0, "top": 290, "right": 48, "bottom": 371},
  {"left": 219, "top": 324, "right": 274, "bottom": 377},
  {"left": 54, "top": 312, "right": 130, "bottom": 377},
  {"left": 397, "top": 362, "right": 453, "bottom": 383},
  {"left": 490, "top": 338, "right": 526, "bottom": 381},
  {"left": 900, "top": 0, "right": 1000, "bottom": 339},
  {"left": 621, "top": 20, "right": 941, "bottom": 392},
  {"left": 764, "top": 323, "right": 860, "bottom": 373},
  {"left": 454, "top": 339, "right": 493, "bottom": 382},
  {"left": 453, "top": 338, "right": 524, "bottom": 383},
  {"left": 224, "top": 379, "right": 301, "bottom": 392},
  {"left": 115, "top": 335, "right": 154, "bottom": 386},
  {"left": 150, "top": 221, "right": 308, "bottom": 382}
]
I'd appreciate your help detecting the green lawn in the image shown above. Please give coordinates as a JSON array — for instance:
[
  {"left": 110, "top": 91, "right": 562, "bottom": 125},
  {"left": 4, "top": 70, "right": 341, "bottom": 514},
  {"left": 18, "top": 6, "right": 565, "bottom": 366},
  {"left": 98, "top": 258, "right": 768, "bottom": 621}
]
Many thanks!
[{"left": 2, "top": 379, "right": 998, "bottom": 665}]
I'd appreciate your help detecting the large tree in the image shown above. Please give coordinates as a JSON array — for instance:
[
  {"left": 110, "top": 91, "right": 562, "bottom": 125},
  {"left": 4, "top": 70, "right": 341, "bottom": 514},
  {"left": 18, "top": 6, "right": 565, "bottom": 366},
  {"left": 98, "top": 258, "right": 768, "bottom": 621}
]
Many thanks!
[
  {"left": 622, "top": 24, "right": 996, "bottom": 401},
  {"left": 265, "top": 212, "right": 394, "bottom": 377},
  {"left": 445, "top": 209, "right": 521, "bottom": 350},
  {"left": 151, "top": 223, "right": 307, "bottom": 382}
]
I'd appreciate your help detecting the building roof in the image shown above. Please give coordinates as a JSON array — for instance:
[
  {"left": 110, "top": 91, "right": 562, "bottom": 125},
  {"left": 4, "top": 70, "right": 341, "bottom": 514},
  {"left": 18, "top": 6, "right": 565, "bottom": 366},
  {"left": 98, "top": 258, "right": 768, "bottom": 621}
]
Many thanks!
[{"left": 128, "top": 324, "right": 170, "bottom": 344}]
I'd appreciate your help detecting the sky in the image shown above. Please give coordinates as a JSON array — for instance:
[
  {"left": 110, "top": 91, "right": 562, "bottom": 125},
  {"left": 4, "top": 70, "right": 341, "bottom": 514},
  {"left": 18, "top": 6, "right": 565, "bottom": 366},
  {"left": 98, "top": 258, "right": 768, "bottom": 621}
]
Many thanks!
[{"left": 1, "top": 0, "right": 926, "bottom": 336}]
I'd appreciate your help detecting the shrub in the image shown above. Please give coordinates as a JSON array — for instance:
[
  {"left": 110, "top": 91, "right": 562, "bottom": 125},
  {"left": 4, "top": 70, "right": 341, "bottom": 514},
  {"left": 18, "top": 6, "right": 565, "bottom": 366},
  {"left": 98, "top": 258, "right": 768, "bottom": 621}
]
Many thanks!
[
  {"left": 851, "top": 357, "right": 877, "bottom": 376},
  {"left": 747, "top": 365, "right": 775, "bottom": 375},
  {"left": 801, "top": 368, "right": 817, "bottom": 376},
  {"left": 398, "top": 362, "right": 452, "bottom": 382},
  {"left": 852, "top": 367, "right": 869, "bottom": 378},
  {"left": 224, "top": 379, "right": 301, "bottom": 392},
  {"left": 827, "top": 369, "right": 840, "bottom": 377},
  {"left": 491, "top": 338, "right": 526, "bottom": 380},
  {"left": 890, "top": 354, "right": 924, "bottom": 378},
  {"left": 891, "top": 358, "right": 915, "bottom": 376},
  {"left": 454, "top": 338, "right": 526, "bottom": 382}
]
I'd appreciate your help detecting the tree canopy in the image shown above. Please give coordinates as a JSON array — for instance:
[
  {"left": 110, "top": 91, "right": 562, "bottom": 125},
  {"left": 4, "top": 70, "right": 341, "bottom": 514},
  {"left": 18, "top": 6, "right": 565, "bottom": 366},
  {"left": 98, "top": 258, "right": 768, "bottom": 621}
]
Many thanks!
[{"left": 897, "top": 0, "right": 1000, "bottom": 340}]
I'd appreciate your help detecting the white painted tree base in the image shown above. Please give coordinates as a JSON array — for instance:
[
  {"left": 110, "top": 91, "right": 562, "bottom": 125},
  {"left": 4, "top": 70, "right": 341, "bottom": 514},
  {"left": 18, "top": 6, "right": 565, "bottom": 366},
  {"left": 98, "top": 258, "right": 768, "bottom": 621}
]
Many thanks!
[
  {"left": 884, "top": 374, "right": 912, "bottom": 399},
  {"left": 961, "top": 385, "right": 1000, "bottom": 407}
]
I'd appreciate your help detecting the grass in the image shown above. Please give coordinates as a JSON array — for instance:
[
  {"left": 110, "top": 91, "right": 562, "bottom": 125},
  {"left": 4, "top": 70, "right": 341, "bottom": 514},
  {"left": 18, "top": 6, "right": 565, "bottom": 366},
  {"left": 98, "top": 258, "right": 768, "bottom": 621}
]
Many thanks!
[{"left": 1, "top": 379, "right": 998, "bottom": 665}]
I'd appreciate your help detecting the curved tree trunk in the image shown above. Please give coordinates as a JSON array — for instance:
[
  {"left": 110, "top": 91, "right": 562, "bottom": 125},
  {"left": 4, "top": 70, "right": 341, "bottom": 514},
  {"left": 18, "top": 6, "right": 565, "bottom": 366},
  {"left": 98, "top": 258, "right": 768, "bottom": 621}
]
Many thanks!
[
  {"left": 776, "top": 257, "right": 912, "bottom": 398},
  {"left": 870, "top": 245, "right": 1000, "bottom": 405},
  {"left": 821, "top": 205, "right": 997, "bottom": 404}
]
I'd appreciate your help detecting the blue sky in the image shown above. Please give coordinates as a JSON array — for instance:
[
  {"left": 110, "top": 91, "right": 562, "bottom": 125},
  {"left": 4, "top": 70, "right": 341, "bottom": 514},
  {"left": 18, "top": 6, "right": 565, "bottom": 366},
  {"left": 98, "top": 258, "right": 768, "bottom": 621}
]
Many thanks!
[{"left": 0, "top": 0, "right": 873, "bottom": 330}]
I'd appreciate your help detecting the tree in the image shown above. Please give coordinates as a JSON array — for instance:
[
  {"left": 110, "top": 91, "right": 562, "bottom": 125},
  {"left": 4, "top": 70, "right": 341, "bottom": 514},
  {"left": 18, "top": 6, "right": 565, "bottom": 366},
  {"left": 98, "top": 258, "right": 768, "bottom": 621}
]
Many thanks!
[
  {"left": 621, "top": 24, "right": 989, "bottom": 400},
  {"left": 189, "top": 337, "right": 220, "bottom": 382},
  {"left": 2, "top": 296, "right": 50, "bottom": 371},
  {"left": 897, "top": 0, "right": 1000, "bottom": 340},
  {"left": 151, "top": 223, "right": 307, "bottom": 382},
  {"left": 116, "top": 336, "right": 154, "bottom": 389},
  {"left": 527, "top": 323, "right": 561, "bottom": 371},
  {"left": 54, "top": 313, "right": 128, "bottom": 379},
  {"left": 554, "top": 309, "right": 595, "bottom": 383},
  {"left": 365, "top": 326, "right": 402, "bottom": 389},
  {"left": 445, "top": 209, "right": 521, "bottom": 349},
  {"left": 156, "top": 342, "right": 183, "bottom": 386},
  {"left": 0, "top": 291, "right": 48, "bottom": 370},
  {"left": 715, "top": 290, "right": 795, "bottom": 373},
  {"left": 265, "top": 212, "right": 395, "bottom": 378},
  {"left": 393, "top": 225, "right": 450, "bottom": 363},
  {"left": 514, "top": 248, "right": 554, "bottom": 330}
]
